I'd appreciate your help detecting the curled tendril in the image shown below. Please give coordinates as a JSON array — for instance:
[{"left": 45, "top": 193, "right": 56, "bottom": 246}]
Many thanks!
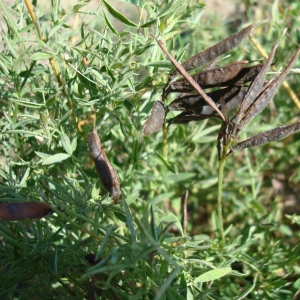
[{"left": 130, "top": 61, "right": 140, "bottom": 69}]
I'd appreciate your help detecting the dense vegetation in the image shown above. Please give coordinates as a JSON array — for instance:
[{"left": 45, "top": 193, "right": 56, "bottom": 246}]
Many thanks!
[{"left": 0, "top": 0, "right": 299, "bottom": 299}]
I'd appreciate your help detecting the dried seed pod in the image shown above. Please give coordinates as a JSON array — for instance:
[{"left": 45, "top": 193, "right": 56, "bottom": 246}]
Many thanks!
[
  {"left": 220, "top": 63, "right": 264, "bottom": 86},
  {"left": 142, "top": 101, "right": 166, "bottom": 135},
  {"left": 87, "top": 129, "right": 121, "bottom": 204},
  {"left": 235, "top": 32, "right": 285, "bottom": 123},
  {"left": 167, "top": 60, "right": 248, "bottom": 94},
  {"left": 0, "top": 202, "right": 53, "bottom": 221},
  {"left": 239, "top": 47, "right": 300, "bottom": 130},
  {"left": 170, "top": 88, "right": 246, "bottom": 124},
  {"left": 168, "top": 85, "right": 242, "bottom": 111},
  {"left": 229, "top": 121, "right": 300, "bottom": 154},
  {"left": 157, "top": 39, "right": 226, "bottom": 121},
  {"left": 170, "top": 23, "right": 258, "bottom": 78},
  {"left": 204, "top": 59, "right": 221, "bottom": 71}
]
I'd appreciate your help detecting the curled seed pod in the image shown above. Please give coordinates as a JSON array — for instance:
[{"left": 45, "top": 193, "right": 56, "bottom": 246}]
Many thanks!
[
  {"left": 170, "top": 88, "right": 246, "bottom": 124},
  {"left": 168, "top": 60, "right": 248, "bottom": 94},
  {"left": 170, "top": 23, "right": 258, "bottom": 78},
  {"left": 0, "top": 202, "right": 53, "bottom": 221},
  {"left": 142, "top": 101, "right": 166, "bottom": 136},
  {"left": 168, "top": 85, "right": 242, "bottom": 111},
  {"left": 87, "top": 129, "right": 121, "bottom": 204}
]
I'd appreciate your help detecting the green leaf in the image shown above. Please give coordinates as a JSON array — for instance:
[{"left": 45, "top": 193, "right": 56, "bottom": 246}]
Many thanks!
[
  {"left": 114, "top": 211, "right": 126, "bottom": 222},
  {"left": 122, "top": 197, "right": 136, "bottom": 243},
  {"left": 125, "top": 192, "right": 139, "bottom": 206},
  {"left": 71, "top": 138, "right": 77, "bottom": 153},
  {"left": 165, "top": 172, "right": 196, "bottom": 183},
  {"left": 60, "top": 133, "right": 73, "bottom": 155},
  {"left": 194, "top": 267, "right": 232, "bottom": 283},
  {"left": 19, "top": 167, "right": 30, "bottom": 187},
  {"left": 166, "top": 287, "right": 186, "bottom": 300},
  {"left": 0, "top": 53, "right": 11, "bottom": 75},
  {"left": 30, "top": 52, "right": 53, "bottom": 60},
  {"left": 50, "top": 247, "right": 58, "bottom": 274},
  {"left": 144, "top": 60, "right": 173, "bottom": 68},
  {"left": 102, "top": 9, "right": 119, "bottom": 36},
  {"left": 293, "top": 278, "right": 300, "bottom": 289},
  {"left": 58, "top": 110, "right": 73, "bottom": 125},
  {"left": 103, "top": 0, "right": 138, "bottom": 27},
  {"left": 35, "top": 152, "right": 51, "bottom": 160},
  {"left": 42, "top": 153, "right": 71, "bottom": 165},
  {"left": 140, "top": 18, "right": 157, "bottom": 28},
  {"left": 150, "top": 192, "right": 175, "bottom": 205},
  {"left": 10, "top": 99, "right": 45, "bottom": 108},
  {"left": 156, "top": 152, "right": 176, "bottom": 173}
]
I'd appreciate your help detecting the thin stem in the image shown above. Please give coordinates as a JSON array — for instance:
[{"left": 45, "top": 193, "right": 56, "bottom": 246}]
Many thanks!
[
  {"left": 244, "top": 147, "right": 256, "bottom": 201},
  {"left": 162, "top": 123, "right": 168, "bottom": 158},
  {"left": 217, "top": 139, "right": 232, "bottom": 245},
  {"left": 217, "top": 156, "right": 225, "bottom": 245}
]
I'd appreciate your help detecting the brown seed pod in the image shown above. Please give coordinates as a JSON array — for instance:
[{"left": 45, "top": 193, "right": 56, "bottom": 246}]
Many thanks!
[
  {"left": 216, "top": 28, "right": 300, "bottom": 160},
  {"left": 229, "top": 120, "right": 300, "bottom": 154},
  {"left": 220, "top": 63, "right": 264, "bottom": 87},
  {"left": 238, "top": 48, "right": 300, "bottom": 130},
  {"left": 87, "top": 129, "right": 121, "bottom": 204},
  {"left": 168, "top": 85, "right": 242, "bottom": 111},
  {"left": 157, "top": 39, "right": 226, "bottom": 121},
  {"left": 167, "top": 60, "right": 249, "bottom": 95},
  {"left": 142, "top": 101, "right": 166, "bottom": 136},
  {"left": 0, "top": 202, "right": 53, "bottom": 221},
  {"left": 170, "top": 23, "right": 258, "bottom": 78},
  {"left": 170, "top": 88, "right": 246, "bottom": 124}
]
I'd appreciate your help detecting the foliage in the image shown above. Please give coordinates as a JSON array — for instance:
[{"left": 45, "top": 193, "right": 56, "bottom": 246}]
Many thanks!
[{"left": 0, "top": 0, "right": 299, "bottom": 299}]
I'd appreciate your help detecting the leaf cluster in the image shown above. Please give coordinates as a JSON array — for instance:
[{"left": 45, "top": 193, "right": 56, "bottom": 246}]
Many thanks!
[{"left": 0, "top": 0, "right": 299, "bottom": 299}]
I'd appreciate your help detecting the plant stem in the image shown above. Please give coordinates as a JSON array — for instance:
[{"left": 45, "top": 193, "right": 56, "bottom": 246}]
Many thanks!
[
  {"left": 217, "top": 156, "right": 226, "bottom": 245},
  {"left": 244, "top": 147, "right": 256, "bottom": 201},
  {"left": 217, "top": 138, "right": 232, "bottom": 245},
  {"left": 162, "top": 123, "right": 168, "bottom": 158}
]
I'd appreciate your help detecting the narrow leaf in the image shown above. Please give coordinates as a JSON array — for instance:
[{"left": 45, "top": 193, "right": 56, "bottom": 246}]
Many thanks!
[
  {"left": 19, "top": 167, "right": 30, "bottom": 188},
  {"left": 30, "top": 52, "right": 53, "bottom": 60},
  {"left": 103, "top": 0, "right": 138, "bottom": 27},
  {"left": 156, "top": 152, "right": 176, "bottom": 173},
  {"left": 42, "top": 153, "right": 71, "bottom": 165},
  {"left": 194, "top": 267, "right": 232, "bottom": 283},
  {"left": 60, "top": 133, "right": 73, "bottom": 155},
  {"left": 102, "top": 9, "right": 119, "bottom": 35}
]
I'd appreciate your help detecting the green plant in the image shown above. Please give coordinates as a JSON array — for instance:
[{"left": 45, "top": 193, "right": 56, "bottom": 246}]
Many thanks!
[{"left": 0, "top": 0, "right": 299, "bottom": 299}]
